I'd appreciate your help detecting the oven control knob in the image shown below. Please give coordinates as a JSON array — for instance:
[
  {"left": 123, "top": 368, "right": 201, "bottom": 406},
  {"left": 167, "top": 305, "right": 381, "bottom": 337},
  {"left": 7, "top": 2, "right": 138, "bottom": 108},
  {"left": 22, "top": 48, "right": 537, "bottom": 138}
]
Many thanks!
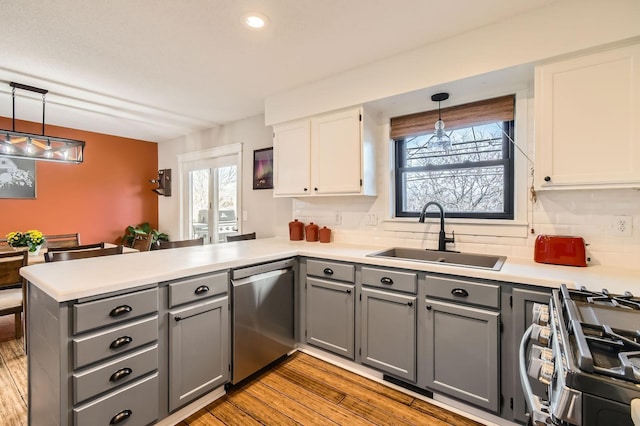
[
  {"left": 530, "top": 344, "right": 554, "bottom": 362},
  {"left": 531, "top": 324, "right": 552, "bottom": 346},
  {"left": 532, "top": 303, "right": 549, "bottom": 326},
  {"left": 528, "top": 358, "right": 554, "bottom": 385}
]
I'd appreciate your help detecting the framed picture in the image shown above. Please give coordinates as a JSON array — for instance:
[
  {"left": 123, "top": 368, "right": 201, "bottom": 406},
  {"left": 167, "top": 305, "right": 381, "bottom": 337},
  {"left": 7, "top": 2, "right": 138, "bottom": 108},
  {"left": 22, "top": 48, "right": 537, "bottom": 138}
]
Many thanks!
[
  {"left": 253, "top": 147, "right": 273, "bottom": 190},
  {"left": 0, "top": 157, "right": 36, "bottom": 199}
]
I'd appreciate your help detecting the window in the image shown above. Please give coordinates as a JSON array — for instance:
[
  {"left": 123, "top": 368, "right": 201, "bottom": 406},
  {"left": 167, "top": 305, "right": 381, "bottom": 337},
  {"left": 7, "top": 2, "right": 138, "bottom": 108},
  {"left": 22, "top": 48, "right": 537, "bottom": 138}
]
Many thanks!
[{"left": 392, "top": 95, "right": 515, "bottom": 220}]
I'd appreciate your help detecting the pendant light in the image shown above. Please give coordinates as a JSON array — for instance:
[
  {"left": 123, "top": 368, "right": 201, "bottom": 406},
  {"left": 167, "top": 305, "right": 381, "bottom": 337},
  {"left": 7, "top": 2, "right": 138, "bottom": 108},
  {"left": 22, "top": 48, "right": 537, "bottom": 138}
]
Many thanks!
[
  {"left": 0, "top": 82, "right": 85, "bottom": 164},
  {"left": 427, "top": 92, "right": 451, "bottom": 151}
]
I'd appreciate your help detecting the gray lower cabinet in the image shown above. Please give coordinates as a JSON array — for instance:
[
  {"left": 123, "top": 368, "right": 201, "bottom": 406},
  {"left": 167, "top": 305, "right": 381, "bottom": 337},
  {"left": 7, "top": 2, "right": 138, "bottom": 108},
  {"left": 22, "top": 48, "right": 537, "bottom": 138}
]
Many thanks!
[
  {"left": 360, "top": 287, "right": 417, "bottom": 382},
  {"left": 168, "top": 295, "right": 229, "bottom": 411},
  {"left": 28, "top": 283, "right": 161, "bottom": 426},
  {"left": 166, "top": 271, "right": 230, "bottom": 412},
  {"left": 306, "top": 276, "right": 355, "bottom": 359},
  {"left": 422, "top": 298, "right": 500, "bottom": 412}
]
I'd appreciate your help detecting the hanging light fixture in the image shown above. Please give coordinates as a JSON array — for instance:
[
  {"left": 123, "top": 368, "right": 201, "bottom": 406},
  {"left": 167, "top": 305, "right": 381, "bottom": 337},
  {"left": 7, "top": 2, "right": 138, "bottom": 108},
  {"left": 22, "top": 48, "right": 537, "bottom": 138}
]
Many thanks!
[
  {"left": 427, "top": 92, "right": 451, "bottom": 151},
  {"left": 0, "top": 82, "right": 85, "bottom": 164}
]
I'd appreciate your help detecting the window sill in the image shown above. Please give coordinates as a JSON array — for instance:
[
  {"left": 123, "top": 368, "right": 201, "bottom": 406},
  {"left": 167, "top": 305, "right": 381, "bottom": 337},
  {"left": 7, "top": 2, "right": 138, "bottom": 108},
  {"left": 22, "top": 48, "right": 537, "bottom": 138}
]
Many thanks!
[{"left": 382, "top": 218, "right": 530, "bottom": 239}]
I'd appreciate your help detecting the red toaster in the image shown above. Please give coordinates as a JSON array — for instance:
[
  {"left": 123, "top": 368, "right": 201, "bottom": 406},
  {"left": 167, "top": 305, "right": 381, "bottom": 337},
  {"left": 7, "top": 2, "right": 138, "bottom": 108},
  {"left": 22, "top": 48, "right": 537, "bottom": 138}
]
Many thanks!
[{"left": 534, "top": 235, "right": 588, "bottom": 267}]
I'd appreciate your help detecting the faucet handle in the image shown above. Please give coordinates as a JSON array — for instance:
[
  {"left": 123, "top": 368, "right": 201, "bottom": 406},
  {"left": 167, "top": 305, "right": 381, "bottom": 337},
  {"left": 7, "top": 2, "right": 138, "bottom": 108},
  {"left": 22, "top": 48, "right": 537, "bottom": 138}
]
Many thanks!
[{"left": 446, "top": 230, "right": 455, "bottom": 244}]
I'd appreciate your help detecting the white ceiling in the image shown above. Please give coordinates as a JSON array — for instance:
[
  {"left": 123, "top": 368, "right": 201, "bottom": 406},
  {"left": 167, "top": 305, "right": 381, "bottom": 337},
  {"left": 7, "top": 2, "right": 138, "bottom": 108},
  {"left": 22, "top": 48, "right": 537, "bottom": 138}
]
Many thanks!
[{"left": 0, "top": 0, "right": 559, "bottom": 143}]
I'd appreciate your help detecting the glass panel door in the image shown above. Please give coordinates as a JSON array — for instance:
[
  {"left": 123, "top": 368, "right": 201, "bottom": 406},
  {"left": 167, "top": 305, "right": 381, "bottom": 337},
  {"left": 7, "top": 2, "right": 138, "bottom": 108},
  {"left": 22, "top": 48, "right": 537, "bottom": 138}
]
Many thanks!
[
  {"left": 189, "top": 168, "right": 211, "bottom": 242},
  {"left": 187, "top": 163, "right": 238, "bottom": 244}
]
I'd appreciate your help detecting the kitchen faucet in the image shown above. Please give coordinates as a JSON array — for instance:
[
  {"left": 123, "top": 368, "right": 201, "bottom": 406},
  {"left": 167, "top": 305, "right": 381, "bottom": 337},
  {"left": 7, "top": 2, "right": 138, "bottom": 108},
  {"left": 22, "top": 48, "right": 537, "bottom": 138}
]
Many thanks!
[{"left": 418, "top": 201, "right": 455, "bottom": 251}]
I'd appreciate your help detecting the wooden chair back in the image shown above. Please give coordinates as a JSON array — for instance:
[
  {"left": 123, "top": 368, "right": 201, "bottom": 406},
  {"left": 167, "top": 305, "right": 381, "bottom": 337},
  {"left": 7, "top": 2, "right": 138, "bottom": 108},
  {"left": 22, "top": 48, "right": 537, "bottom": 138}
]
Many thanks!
[
  {"left": 156, "top": 237, "right": 204, "bottom": 250},
  {"left": 0, "top": 251, "right": 28, "bottom": 338},
  {"left": 226, "top": 232, "right": 256, "bottom": 242},
  {"left": 44, "top": 245, "right": 124, "bottom": 262},
  {"left": 131, "top": 233, "right": 153, "bottom": 252},
  {"left": 46, "top": 242, "right": 106, "bottom": 253},
  {"left": 44, "top": 233, "right": 81, "bottom": 249}
]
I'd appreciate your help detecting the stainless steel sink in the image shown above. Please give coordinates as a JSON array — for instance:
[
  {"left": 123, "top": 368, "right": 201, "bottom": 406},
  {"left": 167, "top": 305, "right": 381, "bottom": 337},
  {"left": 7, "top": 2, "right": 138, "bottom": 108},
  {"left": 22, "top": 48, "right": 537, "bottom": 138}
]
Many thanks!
[{"left": 367, "top": 247, "right": 506, "bottom": 271}]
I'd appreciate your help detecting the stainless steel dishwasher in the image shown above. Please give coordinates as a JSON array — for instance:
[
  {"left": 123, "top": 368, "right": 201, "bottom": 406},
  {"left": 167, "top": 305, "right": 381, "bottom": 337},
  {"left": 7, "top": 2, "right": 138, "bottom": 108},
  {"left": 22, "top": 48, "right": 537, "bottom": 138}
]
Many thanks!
[{"left": 230, "top": 258, "right": 295, "bottom": 384}]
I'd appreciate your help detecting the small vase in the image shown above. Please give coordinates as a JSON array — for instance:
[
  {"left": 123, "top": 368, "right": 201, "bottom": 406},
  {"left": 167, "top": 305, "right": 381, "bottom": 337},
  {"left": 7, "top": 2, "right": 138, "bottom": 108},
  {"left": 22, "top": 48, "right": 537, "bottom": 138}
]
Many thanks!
[{"left": 29, "top": 245, "right": 43, "bottom": 256}]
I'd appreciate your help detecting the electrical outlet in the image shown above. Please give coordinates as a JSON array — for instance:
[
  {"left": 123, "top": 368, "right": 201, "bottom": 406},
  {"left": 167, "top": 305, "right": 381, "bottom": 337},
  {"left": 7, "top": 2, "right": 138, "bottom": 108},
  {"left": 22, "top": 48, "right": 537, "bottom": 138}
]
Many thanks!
[
  {"left": 611, "top": 216, "right": 632, "bottom": 236},
  {"left": 366, "top": 214, "right": 377, "bottom": 226},
  {"left": 242, "top": 211, "right": 248, "bottom": 221},
  {"left": 334, "top": 211, "right": 342, "bottom": 225}
]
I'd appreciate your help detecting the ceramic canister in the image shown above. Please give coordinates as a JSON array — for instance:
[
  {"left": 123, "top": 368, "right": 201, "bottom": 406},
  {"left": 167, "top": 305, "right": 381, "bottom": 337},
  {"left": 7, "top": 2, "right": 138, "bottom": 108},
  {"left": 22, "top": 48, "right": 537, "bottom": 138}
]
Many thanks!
[
  {"left": 319, "top": 226, "right": 331, "bottom": 243},
  {"left": 289, "top": 219, "right": 304, "bottom": 241},
  {"left": 305, "top": 222, "right": 319, "bottom": 242}
]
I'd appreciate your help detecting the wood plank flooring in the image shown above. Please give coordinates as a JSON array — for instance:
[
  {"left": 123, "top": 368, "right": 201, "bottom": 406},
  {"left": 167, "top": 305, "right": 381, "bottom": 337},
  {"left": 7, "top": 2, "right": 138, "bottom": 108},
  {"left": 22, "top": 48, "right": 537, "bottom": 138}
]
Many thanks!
[
  {"left": 0, "top": 315, "right": 484, "bottom": 426},
  {"left": 178, "top": 352, "right": 484, "bottom": 426},
  {"left": 0, "top": 315, "right": 27, "bottom": 426}
]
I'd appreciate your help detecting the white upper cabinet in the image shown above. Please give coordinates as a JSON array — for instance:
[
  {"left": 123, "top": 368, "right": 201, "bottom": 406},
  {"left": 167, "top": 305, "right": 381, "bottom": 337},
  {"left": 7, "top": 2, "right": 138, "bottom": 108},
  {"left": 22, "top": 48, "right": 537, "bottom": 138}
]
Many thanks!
[
  {"left": 273, "top": 120, "right": 311, "bottom": 196},
  {"left": 273, "top": 106, "right": 376, "bottom": 197},
  {"left": 534, "top": 43, "right": 640, "bottom": 190}
]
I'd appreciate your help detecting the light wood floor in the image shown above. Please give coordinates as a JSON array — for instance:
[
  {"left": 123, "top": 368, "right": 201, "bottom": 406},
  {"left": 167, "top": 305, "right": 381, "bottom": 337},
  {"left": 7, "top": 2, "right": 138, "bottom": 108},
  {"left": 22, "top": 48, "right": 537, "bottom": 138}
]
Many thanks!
[
  {"left": 178, "top": 352, "right": 483, "bottom": 426},
  {"left": 0, "top": 315, "right": 27, "bottom": 426},
  {"left": 0, "top": 315, "right": 483, "bottom": 426}
]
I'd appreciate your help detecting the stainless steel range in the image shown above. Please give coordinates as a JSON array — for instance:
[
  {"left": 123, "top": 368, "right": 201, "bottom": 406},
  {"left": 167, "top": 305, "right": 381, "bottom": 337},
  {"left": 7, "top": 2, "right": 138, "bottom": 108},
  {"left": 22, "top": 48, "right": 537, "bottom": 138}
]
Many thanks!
[{"left": 520, "top": 284, "right": 640, "bottom": 426}]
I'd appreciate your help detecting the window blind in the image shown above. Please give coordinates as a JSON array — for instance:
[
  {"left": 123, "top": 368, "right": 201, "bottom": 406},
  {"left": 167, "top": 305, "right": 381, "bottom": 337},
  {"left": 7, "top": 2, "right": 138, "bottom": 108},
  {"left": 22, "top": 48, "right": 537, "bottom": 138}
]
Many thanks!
[{"left": 390, "top": 95, "right": 515, "bottom": 140}]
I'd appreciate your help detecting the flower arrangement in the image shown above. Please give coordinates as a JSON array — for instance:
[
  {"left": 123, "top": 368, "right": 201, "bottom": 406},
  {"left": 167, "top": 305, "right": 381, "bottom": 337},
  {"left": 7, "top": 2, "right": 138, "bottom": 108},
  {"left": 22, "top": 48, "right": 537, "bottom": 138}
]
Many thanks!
[{"left": 5, "top": 230, "right": 46, "bottom": 252}]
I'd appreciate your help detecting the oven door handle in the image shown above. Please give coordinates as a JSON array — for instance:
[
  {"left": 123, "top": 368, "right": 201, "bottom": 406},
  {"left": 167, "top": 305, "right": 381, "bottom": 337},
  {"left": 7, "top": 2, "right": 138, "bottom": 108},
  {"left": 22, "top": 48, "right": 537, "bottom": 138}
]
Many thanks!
[
  {"left": 520, "top": 324, "right": 551, "bottom": 426},
  {"left": 631, "top": 398, "right": 639, "bottom": 426}
]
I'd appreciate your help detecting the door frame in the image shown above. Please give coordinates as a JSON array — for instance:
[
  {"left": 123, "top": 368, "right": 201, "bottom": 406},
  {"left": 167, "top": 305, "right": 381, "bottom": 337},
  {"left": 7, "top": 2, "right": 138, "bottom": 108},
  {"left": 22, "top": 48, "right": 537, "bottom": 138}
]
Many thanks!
[{"left": 177, "top": 143, "right": 243, "bottom": 241}]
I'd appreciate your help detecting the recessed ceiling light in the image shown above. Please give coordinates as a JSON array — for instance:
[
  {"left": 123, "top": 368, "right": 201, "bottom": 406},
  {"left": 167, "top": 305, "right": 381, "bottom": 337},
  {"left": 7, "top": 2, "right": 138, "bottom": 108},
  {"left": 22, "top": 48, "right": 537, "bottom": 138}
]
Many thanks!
[{"left": 245, "top": 14, "right": 267, "bottom": 29}]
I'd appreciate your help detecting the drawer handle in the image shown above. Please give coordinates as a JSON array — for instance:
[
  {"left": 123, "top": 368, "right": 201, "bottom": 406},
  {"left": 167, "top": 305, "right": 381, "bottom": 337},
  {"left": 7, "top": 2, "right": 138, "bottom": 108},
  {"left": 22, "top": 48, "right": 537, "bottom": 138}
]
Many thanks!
[
  {"left": 426, "top": 305, "right": 432, "bottom": 310},
  {"left": 194, "top": 285, "right": 209, "bottom": 295},
  {"left": 407, "top": 301, "right": 413, "bottom": 307},
  {"left": 323, "top": 268, "right": 334, "bottom": 275},
  {"left": 380, "top": 277, "right": 394, "bottom": 285},
  {"left": 109, "top": 368, "right": 133, "bottom": 382},
  {"left": 110, "top": 336, "right": 132, "bottom": 350},
  {"left": 451, "top": 288, "right": 469, "bottom": 298},
  {"left": 110, "top": 409, "right": 132, "bottom": 425},
  {"left": 109, "top": 305, "right": 132, "bottom": 318},
  {"left": 346, "top": 289, "right": 352, "bottom": 294}
]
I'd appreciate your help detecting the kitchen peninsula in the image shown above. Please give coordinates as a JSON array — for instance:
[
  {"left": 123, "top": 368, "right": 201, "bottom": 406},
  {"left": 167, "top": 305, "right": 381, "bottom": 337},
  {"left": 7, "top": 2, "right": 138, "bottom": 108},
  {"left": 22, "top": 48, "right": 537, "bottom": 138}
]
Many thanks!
[{"left": 20, "top": 238, "right": 640, "bottom": 425}]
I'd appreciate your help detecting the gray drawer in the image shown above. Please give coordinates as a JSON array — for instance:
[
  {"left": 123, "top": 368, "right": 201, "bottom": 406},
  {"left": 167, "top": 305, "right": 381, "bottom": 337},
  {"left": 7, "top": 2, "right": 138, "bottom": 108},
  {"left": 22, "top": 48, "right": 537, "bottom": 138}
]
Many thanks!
[
  {"left": 362, "top": 267, "right": 417, "bottom": 294},
  {"left": 73, "top": 316, "right": 158, "bottom": 369},
  {"left": 307, "top": 259, "right": 355, "bottom": 283},
  {"left": 168, "top": 271, "right": 228, "bottom": 308},
  {"left": 73, "top": 288, "right": 158, "bottom": 334},
  {"left": 73, "top": 344, "right": 158, "bottom": 404},
  {"left": 425, "top": 275, "right": 500, "bottom": 309},
  {"left": 74, "top": 372, "right": 158, "bottom": 426}
]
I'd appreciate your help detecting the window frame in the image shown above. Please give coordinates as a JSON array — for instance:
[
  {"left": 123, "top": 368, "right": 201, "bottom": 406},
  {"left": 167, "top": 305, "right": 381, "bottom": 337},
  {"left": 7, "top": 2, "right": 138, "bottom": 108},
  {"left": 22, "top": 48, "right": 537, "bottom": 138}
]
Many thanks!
[{"left": 394, "top": 120, "right": 515, "bottom": 220}]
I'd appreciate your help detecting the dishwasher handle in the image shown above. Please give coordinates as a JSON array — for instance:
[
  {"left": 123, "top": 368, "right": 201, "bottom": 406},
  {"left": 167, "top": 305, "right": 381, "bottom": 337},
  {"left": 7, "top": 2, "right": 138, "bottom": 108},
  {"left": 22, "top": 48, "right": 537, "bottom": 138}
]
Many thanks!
[{"left": 231, "top": 258, "right": 295, "bottom": 280}]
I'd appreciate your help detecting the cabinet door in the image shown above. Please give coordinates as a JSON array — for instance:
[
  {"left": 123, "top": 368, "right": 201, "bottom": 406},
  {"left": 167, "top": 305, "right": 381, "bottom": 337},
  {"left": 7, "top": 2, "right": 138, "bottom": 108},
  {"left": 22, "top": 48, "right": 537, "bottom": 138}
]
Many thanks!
[
  {"left": 169, "top": 295, "right": 229, "bottom": 412},
  {"left": 535, "top": 43, "right": 640, "bottom": 189},
  {"left": 424, "top": 298, "right": 500, "bottom": 412},
  {"left": 306, "top": 277, "right": 355, "bottom": 359},
  {"left": 311, "top": 108, "right": 362, "bottom": 194},
  {"left": 273, "top": 120, "right": 311, "bottom": 196},
  {"left": 511, "top": 288, "right": 551, "bottom": 424},
  {"left": 361, "top": 288, "right": 416, "bottom": 382}
]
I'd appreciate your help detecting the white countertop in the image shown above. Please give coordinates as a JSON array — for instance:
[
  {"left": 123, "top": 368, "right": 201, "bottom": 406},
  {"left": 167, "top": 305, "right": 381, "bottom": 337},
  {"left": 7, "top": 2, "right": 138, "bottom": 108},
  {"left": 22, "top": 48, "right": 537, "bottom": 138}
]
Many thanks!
[{"left": 20, "top": 237, "right": 640, "bottom": 302}]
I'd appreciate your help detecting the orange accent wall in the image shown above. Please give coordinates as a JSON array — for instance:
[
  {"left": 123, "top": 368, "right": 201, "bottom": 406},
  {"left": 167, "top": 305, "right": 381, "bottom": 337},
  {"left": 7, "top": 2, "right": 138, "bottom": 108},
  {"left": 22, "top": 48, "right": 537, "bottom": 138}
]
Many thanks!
[{"left": 0, "top": 117, "right": 159, "bottom": 244}]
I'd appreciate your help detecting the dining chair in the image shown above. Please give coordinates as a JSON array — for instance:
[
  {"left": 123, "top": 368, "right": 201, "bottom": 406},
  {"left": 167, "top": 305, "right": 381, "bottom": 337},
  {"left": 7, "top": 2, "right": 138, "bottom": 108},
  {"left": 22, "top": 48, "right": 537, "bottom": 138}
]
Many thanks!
[
  {"left": 226, "top": 232, "right": 256, "bottom": 242},
  {"left": 44, "top": 245, "right": 124, "bottom": 262},
  {"left": 131, "top": 233, "right": 154, "bottom": 252},
  {"left": 46, "top": 242, "right": 106, "bottom": 253},
  {"left": 44, "top": 233, "right": 81, "bottom": 248},
  {"left": 156, "top": 237, "right": 205, "bottom": 250},
  {"left": 0, "top": 251, "right": 28, "bottom": 338}
]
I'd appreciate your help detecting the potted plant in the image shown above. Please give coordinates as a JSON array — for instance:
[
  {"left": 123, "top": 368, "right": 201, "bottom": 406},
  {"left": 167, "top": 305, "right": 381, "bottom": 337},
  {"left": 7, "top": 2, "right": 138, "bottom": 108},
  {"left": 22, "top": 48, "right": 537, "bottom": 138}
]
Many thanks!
[
  {"left": 5, "top": 229, "right": 46, "bottom": 254},
  {"left": 121, "top": 222, "right": 168, "bottom": 249}
]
